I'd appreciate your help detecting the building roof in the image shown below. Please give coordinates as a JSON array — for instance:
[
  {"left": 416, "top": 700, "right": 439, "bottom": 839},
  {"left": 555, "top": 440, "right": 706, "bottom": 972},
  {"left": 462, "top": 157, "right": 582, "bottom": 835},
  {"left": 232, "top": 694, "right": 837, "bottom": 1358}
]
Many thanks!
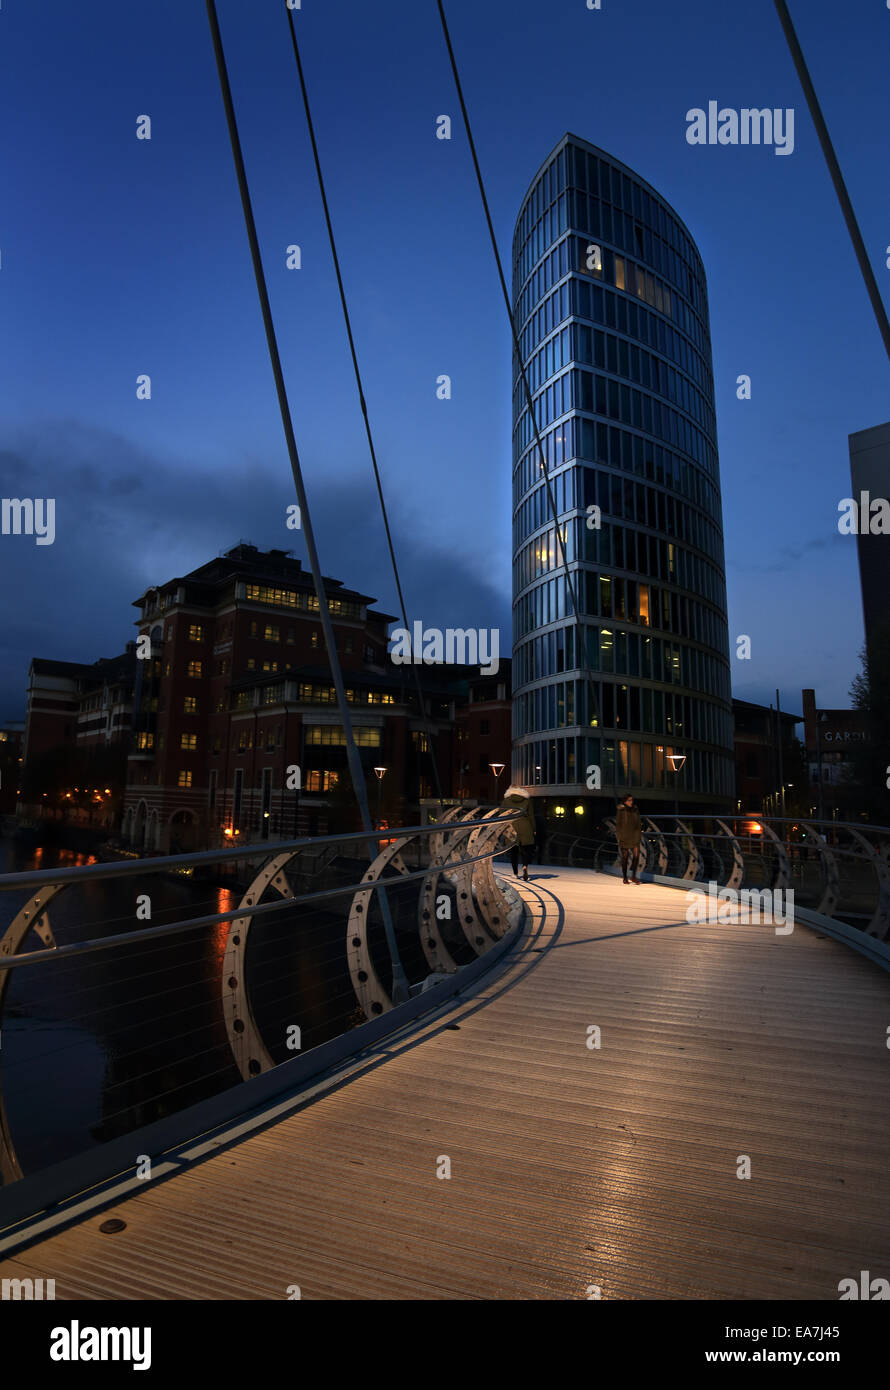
[
  {"left": 30, "top": 652, "right": 136, "bottom": 684},
  {"left": 132, "top": 544, "right": 396, "bottom": 622}
]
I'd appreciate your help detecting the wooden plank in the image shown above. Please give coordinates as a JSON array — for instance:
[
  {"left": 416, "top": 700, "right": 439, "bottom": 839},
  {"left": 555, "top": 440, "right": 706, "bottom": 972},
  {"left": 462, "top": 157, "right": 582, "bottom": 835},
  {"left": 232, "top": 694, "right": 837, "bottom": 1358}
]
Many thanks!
[{"left": 1, "top": 870, "right": 888, "bottom": 1300}]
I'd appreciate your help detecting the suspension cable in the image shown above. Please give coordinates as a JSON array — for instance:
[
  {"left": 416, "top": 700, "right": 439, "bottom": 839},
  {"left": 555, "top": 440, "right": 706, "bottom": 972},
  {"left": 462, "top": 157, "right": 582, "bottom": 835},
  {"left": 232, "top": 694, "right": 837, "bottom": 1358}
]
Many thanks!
[
  {"left": 435, "top": 0, "right": 605, "bottom": 796},
  {"left": 284, "top": 4, "right": 447, "bottom": 812},
  {"left": 204, "top": 0, "right": 409, "bottom": 1001},
  {"left": 773, "top": 1, "right": 890, "bottom": 365}
]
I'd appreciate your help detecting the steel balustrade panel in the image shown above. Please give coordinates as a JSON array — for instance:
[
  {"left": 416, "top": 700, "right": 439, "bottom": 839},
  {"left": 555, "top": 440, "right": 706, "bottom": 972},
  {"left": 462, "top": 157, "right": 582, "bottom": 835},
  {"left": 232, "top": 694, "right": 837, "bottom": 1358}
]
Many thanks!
[{"left": 0, "top": 817, "right": 521, "bottom": 1192}]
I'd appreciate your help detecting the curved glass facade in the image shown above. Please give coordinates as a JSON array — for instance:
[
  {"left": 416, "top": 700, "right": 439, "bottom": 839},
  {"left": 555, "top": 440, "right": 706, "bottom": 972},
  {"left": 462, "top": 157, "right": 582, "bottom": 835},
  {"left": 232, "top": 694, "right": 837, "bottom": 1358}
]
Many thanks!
[{"left": 511, "top": 134, "right": 733, "bottom": 806}]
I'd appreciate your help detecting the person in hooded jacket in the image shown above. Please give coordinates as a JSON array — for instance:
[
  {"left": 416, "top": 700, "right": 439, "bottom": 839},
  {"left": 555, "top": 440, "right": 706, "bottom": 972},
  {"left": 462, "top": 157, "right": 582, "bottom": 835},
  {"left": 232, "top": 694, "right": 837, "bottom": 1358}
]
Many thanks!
[
  {"left": 615, "top": 793, "right": 642, "bottom": 884},
  {"left": 500, "top": 784, "right": 536, "bottom": 881}
]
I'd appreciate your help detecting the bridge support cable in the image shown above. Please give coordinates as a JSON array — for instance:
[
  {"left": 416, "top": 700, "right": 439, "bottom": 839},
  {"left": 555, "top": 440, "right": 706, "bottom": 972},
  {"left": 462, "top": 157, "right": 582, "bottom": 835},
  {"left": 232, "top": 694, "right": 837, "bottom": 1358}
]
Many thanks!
[
  {"left": 773, "top": 0, "right": 890, "bottom": 366},
  {"left": 204, "top": 0, "right": 409, "bottom": 1002},
  {"left": 435, "top": 0, "right": 603, "bottom": 779},
  {"left": 283, "top": 6, "right": 446, "bottom": 813}
]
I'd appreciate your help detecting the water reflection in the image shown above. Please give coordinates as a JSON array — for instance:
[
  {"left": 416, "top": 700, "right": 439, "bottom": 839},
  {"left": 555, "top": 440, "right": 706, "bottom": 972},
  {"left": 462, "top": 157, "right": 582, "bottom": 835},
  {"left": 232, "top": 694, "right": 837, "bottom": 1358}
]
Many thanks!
[{"left": 0, "top": 840, "right": 416, "bottom": 1183}]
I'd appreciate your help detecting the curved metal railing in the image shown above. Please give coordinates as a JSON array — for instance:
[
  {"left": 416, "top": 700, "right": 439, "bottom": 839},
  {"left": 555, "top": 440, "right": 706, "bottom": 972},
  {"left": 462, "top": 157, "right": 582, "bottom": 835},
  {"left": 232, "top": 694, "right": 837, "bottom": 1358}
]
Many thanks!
[
  {"left": 543, "top": 814, "right": 890, "bottom": 941},
  {"left": 0, "top": 810, "right": 523, "bottom": 1206}
]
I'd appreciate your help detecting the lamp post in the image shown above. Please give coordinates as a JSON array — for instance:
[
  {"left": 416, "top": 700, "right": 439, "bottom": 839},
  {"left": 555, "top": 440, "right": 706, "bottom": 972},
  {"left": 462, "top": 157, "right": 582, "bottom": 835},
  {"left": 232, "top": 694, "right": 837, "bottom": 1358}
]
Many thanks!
[
  {"left": 667, "top": 752, "right": 687, "bottom": 818},
  {"left": 373, "top": 765, "right": 387, "bottom": 825},
  {"left": 489, "top": 761, "right": 505, "bottom": 806}
]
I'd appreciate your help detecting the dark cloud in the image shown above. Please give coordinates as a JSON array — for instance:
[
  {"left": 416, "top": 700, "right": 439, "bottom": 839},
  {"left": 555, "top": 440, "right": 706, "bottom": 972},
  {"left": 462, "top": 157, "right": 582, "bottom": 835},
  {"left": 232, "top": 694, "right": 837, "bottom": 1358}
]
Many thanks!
[
  {"left": 729, "top": 532, "right": 843, "bottom": 576},
  {"left": 0, "top": 421, "right": 511, "bottom": 719}
]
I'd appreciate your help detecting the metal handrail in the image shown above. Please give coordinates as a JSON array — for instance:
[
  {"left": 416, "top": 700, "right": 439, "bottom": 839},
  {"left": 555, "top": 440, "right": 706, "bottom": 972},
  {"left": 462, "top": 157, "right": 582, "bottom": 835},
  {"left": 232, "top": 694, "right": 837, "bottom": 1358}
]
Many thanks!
[
  {"left": 542, "top": 815, "right": 890, "bottom": 940},
  {"left": 0, "top": 807, "right": 528, "bottom": 1200},
  {"left": 0, "top": 812, "right": 522, "bottom": 893},
  {"left": 0, "top": 844, "right": 507, "bottom": 973}
]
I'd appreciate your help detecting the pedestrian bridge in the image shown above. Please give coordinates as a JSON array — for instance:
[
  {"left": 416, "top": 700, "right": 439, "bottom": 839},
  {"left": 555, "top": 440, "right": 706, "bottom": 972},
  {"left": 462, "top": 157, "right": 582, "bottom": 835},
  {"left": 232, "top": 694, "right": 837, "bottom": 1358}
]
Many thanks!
[{"left": 0, "top": 815, "right": 888, "bottom": 1300}]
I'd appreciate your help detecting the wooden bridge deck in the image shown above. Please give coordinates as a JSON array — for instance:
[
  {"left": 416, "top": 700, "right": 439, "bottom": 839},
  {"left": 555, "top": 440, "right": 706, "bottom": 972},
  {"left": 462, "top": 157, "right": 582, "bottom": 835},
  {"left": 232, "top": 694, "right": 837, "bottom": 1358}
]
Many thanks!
[{"left": 2, "top": 868, "right": 889, "bottom": 1299}]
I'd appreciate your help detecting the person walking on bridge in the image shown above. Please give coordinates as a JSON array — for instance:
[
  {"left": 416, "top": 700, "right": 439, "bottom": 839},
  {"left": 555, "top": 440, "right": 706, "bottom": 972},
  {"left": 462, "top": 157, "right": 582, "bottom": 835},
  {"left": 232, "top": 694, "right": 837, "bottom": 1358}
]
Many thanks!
[
  {"left": 500, "top": 784, "right": 536, "bottom": 881},
  {"left": 615, "top": 794, "right": 642, "bottom": 884}
]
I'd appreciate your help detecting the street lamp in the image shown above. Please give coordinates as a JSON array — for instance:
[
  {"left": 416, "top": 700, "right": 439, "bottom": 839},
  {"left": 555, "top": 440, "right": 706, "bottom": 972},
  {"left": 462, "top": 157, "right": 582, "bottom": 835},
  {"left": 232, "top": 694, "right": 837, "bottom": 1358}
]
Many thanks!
[
  {"left": 667, "top": 752, "right": 686, "bottom": 817},
  {"left": 373, "top": 766, "right": 387, "bottom": 825},
  {"left": 489, "top": 762, "right": 505, "bottom": 805}
]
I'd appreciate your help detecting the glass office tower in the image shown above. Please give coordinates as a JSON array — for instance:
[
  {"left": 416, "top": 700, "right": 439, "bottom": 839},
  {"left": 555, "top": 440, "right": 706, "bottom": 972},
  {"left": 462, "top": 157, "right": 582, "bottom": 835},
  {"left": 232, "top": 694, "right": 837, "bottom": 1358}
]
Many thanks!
[{"left": 512, "top": 134, "right": 733, "bottom": 808}]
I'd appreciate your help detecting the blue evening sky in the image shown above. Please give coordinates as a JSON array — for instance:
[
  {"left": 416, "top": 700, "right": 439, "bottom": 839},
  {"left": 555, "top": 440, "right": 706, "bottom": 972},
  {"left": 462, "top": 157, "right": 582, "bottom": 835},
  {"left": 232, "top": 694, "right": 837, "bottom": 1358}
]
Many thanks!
[{"left": 1, "top": 0, "right": 888, "bottom": 723}]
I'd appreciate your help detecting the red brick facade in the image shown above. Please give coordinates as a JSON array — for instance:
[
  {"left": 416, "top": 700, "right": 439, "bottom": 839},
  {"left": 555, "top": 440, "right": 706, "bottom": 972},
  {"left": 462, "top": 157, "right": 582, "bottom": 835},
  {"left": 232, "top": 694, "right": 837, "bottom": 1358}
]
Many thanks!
[{"left": 119, "top": 545, "right": 511, "bottom": 852}]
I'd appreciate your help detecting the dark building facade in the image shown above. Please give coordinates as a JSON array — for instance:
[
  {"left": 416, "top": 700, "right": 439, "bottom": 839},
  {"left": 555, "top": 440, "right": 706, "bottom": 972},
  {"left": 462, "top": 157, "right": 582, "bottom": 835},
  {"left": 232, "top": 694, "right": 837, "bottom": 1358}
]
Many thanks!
[
  {"left": 511, "top": 134, "right": 733, "bottom": 810},
  {"left": 119, "top": 545, "right": 510, "bottom": 851},
  {"left": 18, "top": 653, "right": 136, "bottom": 827},
  {"left": 848, "top": 420, "right": 890, "bottom": 652},
  {"left": 802, "top": 687, "right": 869, "bottom": 820},
  {"left": 0, "top": 721, "right": 25, "bottom": 816},
  {"left": 732, "top": 698, "right": 802, "bottom": 815}
]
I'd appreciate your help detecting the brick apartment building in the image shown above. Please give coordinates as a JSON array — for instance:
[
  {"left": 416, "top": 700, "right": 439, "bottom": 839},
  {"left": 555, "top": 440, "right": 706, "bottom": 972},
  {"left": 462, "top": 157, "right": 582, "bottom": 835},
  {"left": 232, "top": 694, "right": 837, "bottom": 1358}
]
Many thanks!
[
  {"left": 732, "top": 698, "right": 802, "bottom": 814},
  {"left": 0, "top": 721, "right": 25, "bottom": 816},
  {"left": 19, "top": 652, "right": 137, "bottom": 827},
  {"left": 118, "top": 544, "right": 510, "bottom": 852},
  {"left": 802, "top": 687, "right": 869, "bottom": 819}
]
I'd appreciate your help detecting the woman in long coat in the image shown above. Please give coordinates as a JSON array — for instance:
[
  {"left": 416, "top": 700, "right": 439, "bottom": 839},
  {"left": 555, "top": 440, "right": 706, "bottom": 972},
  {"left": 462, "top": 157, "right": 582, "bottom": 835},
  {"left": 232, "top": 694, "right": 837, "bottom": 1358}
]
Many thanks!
[
  {"left": 615, "top": 794, "right": 642, "bottom": 884},
  {"left": 500, "top": 785, "right": 536, "bottom": 881}
]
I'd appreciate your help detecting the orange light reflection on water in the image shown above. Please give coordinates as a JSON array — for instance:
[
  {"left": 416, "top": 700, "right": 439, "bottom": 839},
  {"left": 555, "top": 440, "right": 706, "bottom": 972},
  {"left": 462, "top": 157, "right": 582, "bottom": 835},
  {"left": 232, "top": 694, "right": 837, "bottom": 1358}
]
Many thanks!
[{"left": 209, "top": 886, "right": 238, "bottom": 964}]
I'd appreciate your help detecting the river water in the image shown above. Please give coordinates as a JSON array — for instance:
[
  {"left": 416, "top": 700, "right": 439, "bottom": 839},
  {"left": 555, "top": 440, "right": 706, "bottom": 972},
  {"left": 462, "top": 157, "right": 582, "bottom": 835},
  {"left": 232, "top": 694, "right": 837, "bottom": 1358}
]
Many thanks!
[{"left": 0, "top": 837, "right": 421, "bottom": 1183}]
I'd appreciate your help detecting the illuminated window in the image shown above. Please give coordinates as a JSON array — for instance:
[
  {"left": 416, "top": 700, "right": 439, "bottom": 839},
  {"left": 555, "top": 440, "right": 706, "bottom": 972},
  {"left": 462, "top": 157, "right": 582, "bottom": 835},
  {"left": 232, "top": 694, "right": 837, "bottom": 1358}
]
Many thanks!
[
  {"left": 187, "top": 661, "right": 202, "bottom": 678},
  {"left": 614, "top": 257, "right": 626, "bottom": 291},
  {"left": 262, "top": 661, "right": 278, "bottom": 673},
  {"left": 299, "top": 682, "right": 336, "bottom": 704},
  {"left": 180, "top": 734, "right": 197, "bottom": 750},
  {"left": 311, "top": 631, "right": 320, "bottom": 648},
  {"left": 136, "top": 732, "right": 154, "bottom": 751},
  {"left": 305, "top": 725, "right": 381, "bottom": 748},
  {"left": 638, "top": 585, "right": 650, "bottom": 627},
  {"left": 188, "top": 624, "right": 204, "bottom": 641},
  {"left": 304, "top": 770, "right": 339, "bottom": 792},
  {"left": 264, "top": 625, "right": 279, "bottom": 643},
  {"left": 184, "top": 696, "right": 198, "bottom": 714},
  {"left": 177, "top": 770, "right": 192, "bottom": 787},
  {"left": 244, "top": 584, "right": 362, "bottom": 620}
]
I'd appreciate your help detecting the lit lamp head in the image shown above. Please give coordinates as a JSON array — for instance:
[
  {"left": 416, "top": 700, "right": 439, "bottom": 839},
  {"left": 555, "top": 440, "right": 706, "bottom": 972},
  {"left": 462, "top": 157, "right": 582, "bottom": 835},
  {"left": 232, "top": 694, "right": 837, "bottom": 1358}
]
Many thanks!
[{"left": 373, "top": 766, "right": 387, "bottom": 781}]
